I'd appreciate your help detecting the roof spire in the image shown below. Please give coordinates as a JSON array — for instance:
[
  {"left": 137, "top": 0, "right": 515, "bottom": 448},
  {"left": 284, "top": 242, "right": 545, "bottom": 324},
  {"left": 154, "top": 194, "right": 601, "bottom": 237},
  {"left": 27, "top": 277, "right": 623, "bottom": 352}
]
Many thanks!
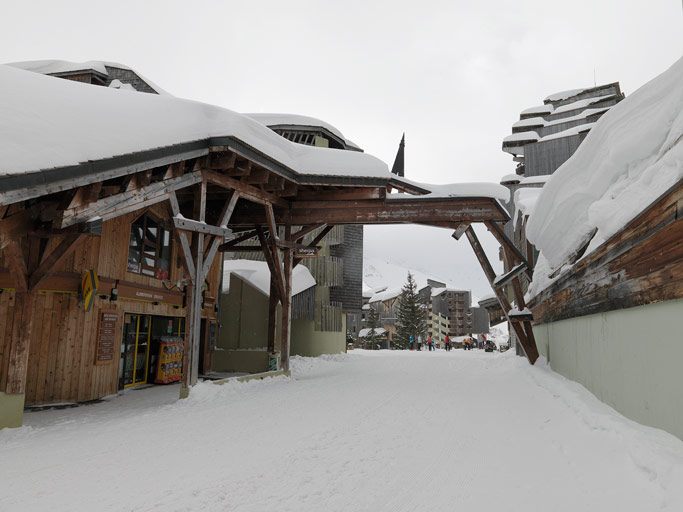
[{"left": 391, "top": 133, "right": 405, "bottom": 177}]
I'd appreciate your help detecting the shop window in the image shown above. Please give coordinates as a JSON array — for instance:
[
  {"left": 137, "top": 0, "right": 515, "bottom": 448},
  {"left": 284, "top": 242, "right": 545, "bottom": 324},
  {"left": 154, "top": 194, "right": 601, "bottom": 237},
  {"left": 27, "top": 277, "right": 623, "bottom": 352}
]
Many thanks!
[{"left": 127, "top": 213, "right": 172, "bottom": 279}]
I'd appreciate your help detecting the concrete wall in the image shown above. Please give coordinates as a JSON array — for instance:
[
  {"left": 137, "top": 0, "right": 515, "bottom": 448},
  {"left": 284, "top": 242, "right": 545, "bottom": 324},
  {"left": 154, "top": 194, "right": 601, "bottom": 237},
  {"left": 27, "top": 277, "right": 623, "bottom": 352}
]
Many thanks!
[{"left": 533, "top": 298, "right": 683, "bottom": 440}]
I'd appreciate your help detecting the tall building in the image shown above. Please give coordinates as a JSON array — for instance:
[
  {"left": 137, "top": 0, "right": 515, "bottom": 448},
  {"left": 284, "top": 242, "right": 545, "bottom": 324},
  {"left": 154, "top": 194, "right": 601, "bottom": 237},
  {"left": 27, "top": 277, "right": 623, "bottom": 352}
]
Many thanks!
[{"left": 495, "top": 83, "right": 625, "bottom": 351}]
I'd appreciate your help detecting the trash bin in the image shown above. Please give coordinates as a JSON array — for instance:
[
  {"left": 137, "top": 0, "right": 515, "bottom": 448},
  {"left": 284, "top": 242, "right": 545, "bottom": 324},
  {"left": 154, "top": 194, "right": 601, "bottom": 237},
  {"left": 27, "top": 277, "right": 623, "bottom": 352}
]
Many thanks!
[{"left": 268, "top": 352, "right": 280, "bottom": 372}]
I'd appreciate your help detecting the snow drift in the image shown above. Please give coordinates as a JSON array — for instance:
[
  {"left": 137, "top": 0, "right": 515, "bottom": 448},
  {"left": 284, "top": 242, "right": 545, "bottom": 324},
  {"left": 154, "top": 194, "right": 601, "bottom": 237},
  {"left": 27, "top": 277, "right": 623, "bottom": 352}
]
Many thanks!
[{"left": 526, "top": 57, "right": 683, "bottom": 293}]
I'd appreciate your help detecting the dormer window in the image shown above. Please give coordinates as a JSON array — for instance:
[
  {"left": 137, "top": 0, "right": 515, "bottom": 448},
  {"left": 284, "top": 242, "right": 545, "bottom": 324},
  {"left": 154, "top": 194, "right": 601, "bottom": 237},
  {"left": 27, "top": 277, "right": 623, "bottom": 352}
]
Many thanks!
[{"left": 127, "top": 213, "right": 172, "bottom": 279}]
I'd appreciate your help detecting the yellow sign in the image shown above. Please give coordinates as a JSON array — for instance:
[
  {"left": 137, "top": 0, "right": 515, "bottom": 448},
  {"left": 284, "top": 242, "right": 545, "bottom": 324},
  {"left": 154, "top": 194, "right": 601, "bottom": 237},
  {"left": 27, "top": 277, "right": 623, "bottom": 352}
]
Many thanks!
[{"left": 81, "top": 270, "right": 99, "bottom": 312}]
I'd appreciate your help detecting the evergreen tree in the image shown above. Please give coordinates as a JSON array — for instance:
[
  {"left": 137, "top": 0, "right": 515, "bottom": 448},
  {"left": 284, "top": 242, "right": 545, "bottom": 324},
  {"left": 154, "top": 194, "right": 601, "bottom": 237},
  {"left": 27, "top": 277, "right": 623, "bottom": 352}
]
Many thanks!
[
  {"left": 395, "top": 272, "right": 428, "bottom": 349},
  {"left": 366, "top": 305, "right": 380, "bottom": 349}
]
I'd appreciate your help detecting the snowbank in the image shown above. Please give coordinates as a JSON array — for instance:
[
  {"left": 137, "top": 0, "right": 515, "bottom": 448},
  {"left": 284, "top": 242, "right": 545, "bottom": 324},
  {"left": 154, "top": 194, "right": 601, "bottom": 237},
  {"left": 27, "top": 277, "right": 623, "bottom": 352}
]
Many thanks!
[
  {"left": 514, "top": 187, "right": 542, "bottom": 221},
  {"left": 0, "top": 65, "right": 389, "bottom": 179},
  {"left": 527, "top": 57, "right": 683, "bottom": 294}
]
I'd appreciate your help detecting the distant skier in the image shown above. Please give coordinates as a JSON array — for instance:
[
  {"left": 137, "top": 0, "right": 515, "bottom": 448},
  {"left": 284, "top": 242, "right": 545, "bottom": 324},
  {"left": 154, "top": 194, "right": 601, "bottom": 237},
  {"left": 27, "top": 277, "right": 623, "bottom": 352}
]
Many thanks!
[
  {"left": 444, "top": 334, "right": 451, "bottom": 352},
  {"left": 428, "top": 336, "right": 434, "bottom": 351},
  {"left": 424, "top": 334, "right": 432, "bottom": 352},
  {"left": 409, "top": 334, "right": 414, "bottom": 351},
  {"left": 417, "top": 334, "right": 423, "bottom": 351}
]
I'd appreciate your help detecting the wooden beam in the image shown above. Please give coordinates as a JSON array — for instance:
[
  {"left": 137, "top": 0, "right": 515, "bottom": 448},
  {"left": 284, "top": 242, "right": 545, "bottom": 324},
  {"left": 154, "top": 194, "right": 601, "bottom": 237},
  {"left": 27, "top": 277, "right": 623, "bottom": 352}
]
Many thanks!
[
  {"left": 208, "top": 152, "right": 237, "bottom": 170},
  {"left": 296, "top": 188, "right": 383, "bottom": 201},
  {"left": 280, "top": 224, "right": 293, "bottom": 372},
  {"left": 485, "top": 221, "right": 533, "bottom": 279},
  {"left": 4, "top": 240, "right": 28, "bottom": 291},
  {"left": 202, "top": 169, "right": 289, "bottom": 208},
  {"left": 28, "top": 234, "right": 87, "bottom": 291},
  {"left": 173, "top": 216, "right": 232, "bottom": 238},
  {"left": 243, "top": 168, "right": 270, "bottom": 185},
  {"left": 492, "top": 262, "right": 528, "bottom": 289},
  {"left": 267, "top": 281, "right": 278, "bottom": 353},
  {"left": 264, "top": 203, "right": 279, "bottom": 241},
  {"left": 229, "top": 196, "right": 507, "bottom": 227},
  {"left": 291, "top": 224, "right": 324, "bottom": 241},
  {"left": 464, "top": 226, "right": 539, "bottom": 364},
  {"left": 5, "top": 291, "right": 36, "bottom": 394},
  {"left": 451, "top": 222, "right": 470, "bottom": 241},
  {"left": 293, "top": 225, "right": 334, "bottom": 267},
  {"left": 202, "top": 191, "right": 240, "bottom": 282},
  {"left": 218, "top": 229, "right": 260, "bottom": 251},
  {"left": 60, "top": 171, "right": 202, "bottom": 228},
  {"left": 256, "top": 226, "right": 285, "bottom": 301},
  {"left": 169, "top": 192, "right": 195, "bottom": 280}
]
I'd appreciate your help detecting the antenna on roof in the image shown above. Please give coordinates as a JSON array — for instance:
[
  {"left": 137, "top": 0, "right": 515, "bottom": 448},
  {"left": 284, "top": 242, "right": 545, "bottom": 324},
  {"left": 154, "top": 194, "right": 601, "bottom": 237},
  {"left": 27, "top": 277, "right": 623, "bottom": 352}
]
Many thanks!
[
  {"left": 593, "top": 68, "right": 597, "bottom": 87},
  {"left": 391, "top": 133, "right": 405, "bottom": 177}
]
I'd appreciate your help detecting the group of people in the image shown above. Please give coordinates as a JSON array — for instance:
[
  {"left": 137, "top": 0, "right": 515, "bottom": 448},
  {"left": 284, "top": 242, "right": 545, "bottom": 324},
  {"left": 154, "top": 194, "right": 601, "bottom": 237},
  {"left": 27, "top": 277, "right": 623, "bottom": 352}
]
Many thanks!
[
  {"left": 407, "top": 333, "right": 489, "bottom": 352},
  {"left": 408, "top": 334, "right": 453, "bottom": 351}
]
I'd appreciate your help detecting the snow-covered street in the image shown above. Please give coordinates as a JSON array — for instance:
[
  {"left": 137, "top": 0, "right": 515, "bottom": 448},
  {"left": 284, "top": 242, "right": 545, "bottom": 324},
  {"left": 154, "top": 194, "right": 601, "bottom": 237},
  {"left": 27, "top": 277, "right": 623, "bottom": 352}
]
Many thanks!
[{"left": 2, "top": 350, "right": 683, "bottom": 512}]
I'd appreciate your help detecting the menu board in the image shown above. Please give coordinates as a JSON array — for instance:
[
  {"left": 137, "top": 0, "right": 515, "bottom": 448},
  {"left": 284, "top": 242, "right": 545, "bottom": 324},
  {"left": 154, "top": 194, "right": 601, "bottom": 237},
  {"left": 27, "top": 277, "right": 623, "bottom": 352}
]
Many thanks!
[{"left": 95, "top": 311, "right": 119, "bottom": 364}]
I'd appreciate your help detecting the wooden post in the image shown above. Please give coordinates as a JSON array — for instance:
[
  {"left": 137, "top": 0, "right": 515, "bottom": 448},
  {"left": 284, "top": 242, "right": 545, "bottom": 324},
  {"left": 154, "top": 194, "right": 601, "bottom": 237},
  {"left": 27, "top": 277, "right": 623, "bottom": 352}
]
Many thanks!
[
  {"left": 463, "top": 226, "right": 539, "bottom": 364},
  {"left": 267, "top": 280, "right": 278, "bottom": 354},
  {"left": 5, "top": 291, "right": 36, "bottom": 395},
  {"left": 280, "top": 224, "right": 293, "bottom": 372}
]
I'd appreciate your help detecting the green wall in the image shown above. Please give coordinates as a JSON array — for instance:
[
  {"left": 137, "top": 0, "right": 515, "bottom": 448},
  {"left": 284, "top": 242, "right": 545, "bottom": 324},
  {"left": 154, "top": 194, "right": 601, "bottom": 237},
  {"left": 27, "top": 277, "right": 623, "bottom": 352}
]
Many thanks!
[
  {"left": 215, "top": 276, "right": 347, "bottom": 371},
  {"left": 0, "top": 392, "right": 25, "bottom": 429},
  {"left": 534, "top": 298, "right": 683, "bottom": 440}
]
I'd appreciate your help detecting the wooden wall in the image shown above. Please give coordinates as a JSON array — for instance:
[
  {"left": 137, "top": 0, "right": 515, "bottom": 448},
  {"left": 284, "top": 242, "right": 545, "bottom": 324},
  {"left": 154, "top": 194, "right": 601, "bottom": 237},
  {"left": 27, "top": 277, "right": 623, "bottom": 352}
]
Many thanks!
[
  {"left": 0, "top": 203, "right": 222, "bottom": 405},
  {"left": 530, "top": 181, "right": 683, "bottom": 324}
]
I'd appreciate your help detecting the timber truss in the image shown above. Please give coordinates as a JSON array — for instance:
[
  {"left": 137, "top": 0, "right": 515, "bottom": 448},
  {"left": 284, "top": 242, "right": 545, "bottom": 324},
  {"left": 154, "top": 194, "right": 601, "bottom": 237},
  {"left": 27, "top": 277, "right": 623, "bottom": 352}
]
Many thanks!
[{"left": 0, "top": 143, "right": 539, "bottom": 400}]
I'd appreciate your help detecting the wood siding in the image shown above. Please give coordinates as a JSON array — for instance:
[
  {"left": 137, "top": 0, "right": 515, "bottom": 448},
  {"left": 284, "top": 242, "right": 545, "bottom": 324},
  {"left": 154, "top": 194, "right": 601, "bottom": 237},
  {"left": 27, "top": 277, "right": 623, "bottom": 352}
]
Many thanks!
[
  {"left": 530, "top": 181, "right": 683, "bottom": 324},
  {"left": 0, "top": 203, "right": 221, "bottom": 405}
]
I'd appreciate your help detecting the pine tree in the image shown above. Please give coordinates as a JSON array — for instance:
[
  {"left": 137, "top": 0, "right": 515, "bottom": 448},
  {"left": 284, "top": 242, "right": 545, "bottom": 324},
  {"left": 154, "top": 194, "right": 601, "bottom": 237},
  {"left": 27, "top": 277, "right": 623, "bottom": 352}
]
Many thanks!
[
  {"left": 366, "top": 305, "right": 380, "bottom": 349},
  {"left": 395, "top": 272, "right": 428, "bottom": 349}
]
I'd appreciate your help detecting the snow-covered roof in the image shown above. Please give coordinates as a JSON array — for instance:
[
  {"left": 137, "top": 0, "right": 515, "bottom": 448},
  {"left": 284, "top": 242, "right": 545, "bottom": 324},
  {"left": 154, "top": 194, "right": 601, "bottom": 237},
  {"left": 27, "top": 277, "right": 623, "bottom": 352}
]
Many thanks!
[
  {"left": 0, "top": 65, "right": 389, "bottom": 180},
  {"left": 551, "top": 94, "right": 615, "bottom": 115},
  {"left": 512, "top": 117, "right": 545, "bottom": 129},
  {"left": 526, "top": 56, "right": 683, "bottom": 295},
  {"left": 245, "top": 113, "right": 361, "bottom": 149},
  {"left": 7, "top": 59, "right": 169, "bottom": 95},
  {"left": 503, "top": 131, "right": 539, "bottom": 143},
  {"left": 222, "top": 259, "right": 316, "bottom": 296},
  {"left": 388, "top": 177, "right": 510, "bottom": 202},
  {"left": 543, "top": 88, "right": 591, "bottom": 103},
  {"left": 520, "top": 104, "right": 554, "bottom": 116},
  {"left": 358, "top": 327, "right": 387, "bottom": 338},
  {"left": 537, "top": 122, "right": 595, "bottom": 142},
  {"left": 431, "top": 287, "right": 467, "bottom": 297},
  {"left": 369, "top": 287, "right": 402, "bottom": 303}
]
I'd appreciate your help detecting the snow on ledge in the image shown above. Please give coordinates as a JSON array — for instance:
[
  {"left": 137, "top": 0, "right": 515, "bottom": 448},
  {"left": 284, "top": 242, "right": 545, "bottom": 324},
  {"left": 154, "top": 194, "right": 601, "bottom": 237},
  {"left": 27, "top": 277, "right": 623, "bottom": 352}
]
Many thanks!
[{"left": 387, "top": 177, "right": 510, "bottom": 202}]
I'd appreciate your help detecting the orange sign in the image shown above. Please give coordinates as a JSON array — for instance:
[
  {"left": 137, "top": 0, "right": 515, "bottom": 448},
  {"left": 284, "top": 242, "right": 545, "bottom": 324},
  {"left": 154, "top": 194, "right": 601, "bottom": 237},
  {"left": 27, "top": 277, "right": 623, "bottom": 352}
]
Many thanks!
[{"left": 81, "top": 270, "right": 99, "bottom": 312}]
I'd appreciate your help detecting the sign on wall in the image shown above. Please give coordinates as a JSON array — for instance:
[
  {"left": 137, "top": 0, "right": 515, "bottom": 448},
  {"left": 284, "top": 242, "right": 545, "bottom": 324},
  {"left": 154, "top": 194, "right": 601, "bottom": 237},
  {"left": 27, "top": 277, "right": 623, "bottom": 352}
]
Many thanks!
[
  {"left": 81, "top": 270, "right": 99, "bottom": 312},
  {"left": 95, "top": 311, "right": 119, "bottom": 364}
]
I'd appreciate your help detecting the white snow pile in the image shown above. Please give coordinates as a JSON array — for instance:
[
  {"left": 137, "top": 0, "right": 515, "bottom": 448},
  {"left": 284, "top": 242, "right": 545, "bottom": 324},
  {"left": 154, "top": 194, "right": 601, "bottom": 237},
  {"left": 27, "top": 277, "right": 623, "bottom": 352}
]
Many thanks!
[
  {"left": 7, "top": 59, "right": 170, "bottom": 95},
  {"left": 388, "top": 176, "right": 510, "bottom": 202},
  {"left": 527, "top": 57, "right": 683, "bottom": 296},
  {"left": 537, "top": 122, "right": 595, "bottom": 142},
  {"left": 358, "top": 327, "right": 387, "bottom": 338},
  {"left": 222, "top": 259, "right": 315, "bottom": 296},
  {"left": 514, "top": 187, "right": 543, "bottom": 222},
  {"left": 0, "top": 64, "right": 389, "bottom": 179},
  {"left": 552, "top": 93, "right": 615, "bottom": 115},
  {"left": 512, "top": 116, "right": 546, "bottom": 129}
]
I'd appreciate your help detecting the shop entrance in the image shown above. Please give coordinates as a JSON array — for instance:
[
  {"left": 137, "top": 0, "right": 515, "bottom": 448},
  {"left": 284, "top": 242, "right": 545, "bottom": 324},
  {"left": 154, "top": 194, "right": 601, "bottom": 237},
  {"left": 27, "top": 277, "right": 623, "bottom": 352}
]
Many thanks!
[{"left": 119, "top": 314, "right": 184, "bottom": 389}]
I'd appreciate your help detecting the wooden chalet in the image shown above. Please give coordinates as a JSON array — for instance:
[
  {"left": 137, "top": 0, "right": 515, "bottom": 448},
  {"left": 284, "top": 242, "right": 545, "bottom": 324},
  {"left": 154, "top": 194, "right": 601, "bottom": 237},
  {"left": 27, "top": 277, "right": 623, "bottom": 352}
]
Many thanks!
[{"left": 0, "top": 64, "right": 538, "bottom": 428}]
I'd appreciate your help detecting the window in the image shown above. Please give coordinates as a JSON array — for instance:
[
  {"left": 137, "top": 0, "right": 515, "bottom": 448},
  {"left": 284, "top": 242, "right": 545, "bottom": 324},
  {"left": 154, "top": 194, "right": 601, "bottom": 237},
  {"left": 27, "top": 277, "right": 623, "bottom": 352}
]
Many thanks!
[{"left": 127, "top": 213, "right": 172, "bottom": 279}]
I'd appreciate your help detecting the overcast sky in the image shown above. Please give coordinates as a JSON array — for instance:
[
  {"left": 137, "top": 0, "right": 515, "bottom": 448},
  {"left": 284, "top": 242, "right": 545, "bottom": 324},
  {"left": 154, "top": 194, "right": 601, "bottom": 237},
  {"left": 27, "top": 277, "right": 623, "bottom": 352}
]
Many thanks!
[{"left": 2, "top": 0, "right": 681, "bottom": 298}]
